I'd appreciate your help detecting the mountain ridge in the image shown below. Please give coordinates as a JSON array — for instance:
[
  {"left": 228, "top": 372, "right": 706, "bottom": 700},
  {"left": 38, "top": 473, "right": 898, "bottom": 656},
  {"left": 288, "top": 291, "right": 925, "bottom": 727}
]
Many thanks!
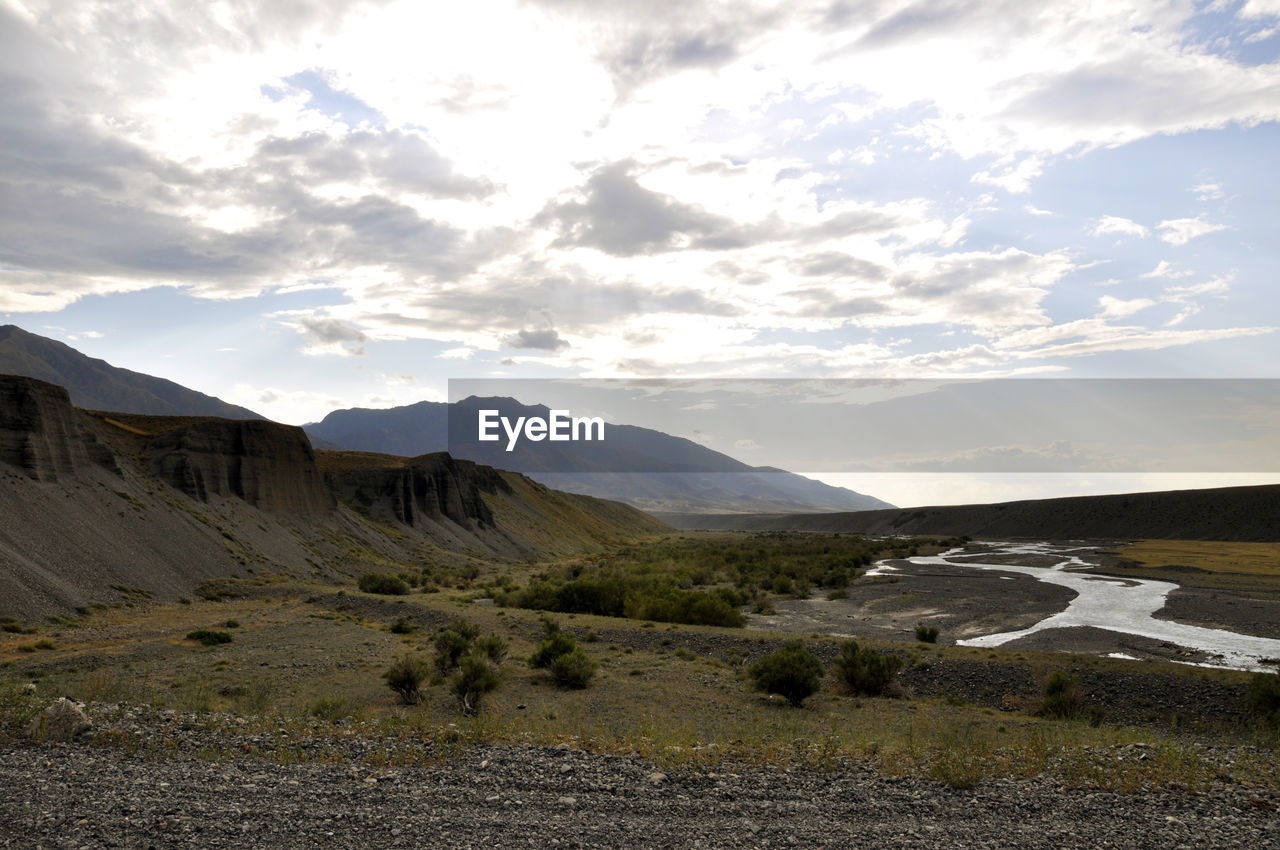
[{"left": 0, "top": 325, "right": 261, "bottom": 419}]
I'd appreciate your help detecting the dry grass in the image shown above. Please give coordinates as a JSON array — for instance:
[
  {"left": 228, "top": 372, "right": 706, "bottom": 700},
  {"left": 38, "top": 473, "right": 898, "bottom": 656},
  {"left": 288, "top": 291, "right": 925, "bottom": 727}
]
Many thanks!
[
  {"left": 3, "top": 583, "right": 1276, "bottom": 792},
  {"left": 1101, "top": 539, "right": 1280, "bottom": 598}
]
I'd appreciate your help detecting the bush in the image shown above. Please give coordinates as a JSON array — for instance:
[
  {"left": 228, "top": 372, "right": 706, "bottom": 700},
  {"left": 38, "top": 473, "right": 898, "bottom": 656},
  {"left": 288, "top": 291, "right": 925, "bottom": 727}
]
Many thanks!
[
  {"left": 452, "top": 652, "right": 500, "bottom": 714},
  {"left": 550, "top": 648, "right": 598, "bottom": 688},
  {"left": 914, "top": 623, "right": 939, "bottom": 643},
  {"left": 358, "top": 573, "right": 409, "bottom": 595},
  {"left": 1245, "top": 671, "right": 1280, "bottom": 730},
  {"left": 1037, "top": 670, "right": 1083, "bottom": 719},
  {"left": 474, "top": 634, "right": 508, "bottom": 663},
  {"left": 833, "top": 641, "right": 902, "bottom": 697},
  {"left": 530, "top": 631, "right": 578, "bottom": 668},
  {"left": 389, "top": 616, "right": 416, "bottom": 635},
  {"left": 383, "top": 653, "right": 429, "bottom": 705},
  {"left": 433, "top": 625, "right": 475, "bottom": 675},
  {"left": 224, "top": 619, "right": 241, "bottom": 629},
  {"left": 748, "top": 640, "right": 823, "bottom": 707},
  {"left": 185, "top": 630, "right": 232, "bottom": 646}
]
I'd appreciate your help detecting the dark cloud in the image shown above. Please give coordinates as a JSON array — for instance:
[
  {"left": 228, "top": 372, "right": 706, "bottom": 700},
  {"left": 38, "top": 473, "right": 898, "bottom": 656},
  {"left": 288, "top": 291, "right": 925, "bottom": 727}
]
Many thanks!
[
  {"left": 786, "top": 288, "right": 889, "bottom": 318},
  {"left": 791, "top": 252, "right": 890, "bottom": 280},
  {"left": 538, "top": 160, "right": 773, "bottom": 256},
  {"left": 507, "top": 328, "right": 569, "bottom": 350},
  {"left": 298, "top": 316, "right": 367, "bottom": 352},
  {"left": 253, "top": 129, "right": 496, "bottom": 199}
]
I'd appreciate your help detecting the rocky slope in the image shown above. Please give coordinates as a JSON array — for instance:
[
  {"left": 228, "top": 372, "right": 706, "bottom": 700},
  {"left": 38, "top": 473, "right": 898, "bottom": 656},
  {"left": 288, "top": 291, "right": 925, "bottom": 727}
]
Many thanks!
[
  {"left": 658, "top": 483, "right": 1280, "bottom": 541},
  {"left": 0, "top": 376, "right": 664, "bottom": 619}
]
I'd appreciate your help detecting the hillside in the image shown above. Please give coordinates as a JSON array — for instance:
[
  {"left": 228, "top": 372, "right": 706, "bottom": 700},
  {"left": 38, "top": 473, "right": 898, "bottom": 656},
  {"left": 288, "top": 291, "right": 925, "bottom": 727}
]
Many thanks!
[
  {"left": 306, "top": 395, "right": 894, "bottom": 514},
  {"left": 0, "top": 325, "right": 261, "bottom": 418},
  {"left": 656, "top": 483, "right": 1280, "bottom": 541},
  {"left": 0, "top": 376, "right": 663, "bottom": 619}
]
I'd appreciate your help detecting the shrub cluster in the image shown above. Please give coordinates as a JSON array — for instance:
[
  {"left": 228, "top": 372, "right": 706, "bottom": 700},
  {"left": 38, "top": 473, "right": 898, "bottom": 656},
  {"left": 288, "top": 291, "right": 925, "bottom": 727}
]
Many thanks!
[
  {"left": 512, "top": 576, "right": 746, "bottom": 628},
  {"left": 383, "top": 653, "right": 429, "bottom": 705},
  {"left": 914, "top": 622, "right": 939, "bottom": 643},
  {"left": 529, "top": 619, "right": 597, "bottom": 688},
  {"left": 748, "top": 640, "right": 823, "bottom": 706},
  {"left": 1245, "top": 671, "right": 1280, "bottom": 730},
  {"left": 833, "top": 641, "right": 903, "bottom": 696},
  {"left": 1036, "top": 670, "right": 1083, "bottom": 719},
  {"left": 185, "top": 629, "right": 232, "bottom": 646},
  {"left": 357, "top": 572, "right": 409, "bottom": 595}
]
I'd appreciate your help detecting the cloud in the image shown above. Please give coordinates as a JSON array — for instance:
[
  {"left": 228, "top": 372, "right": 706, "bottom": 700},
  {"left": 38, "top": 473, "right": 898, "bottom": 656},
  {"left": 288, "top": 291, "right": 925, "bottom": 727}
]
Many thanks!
[
  {"left": 507, "top": 328, "right": 570, "bottom": 350},
  {"left": 1140, "top": 260, "right": 1193, "bottom": 279},
  {"left": 296, "top": 315, "right": 368, "bottom": 356},
  {"left": 1192, "top": 182, "right": 1225, "bottom": 201},
  {"left": 1091, "top": 216, "right": 1149, "bottom": 239},
  {"left": 1156, "top": 217, "right": 1228, "bottom": 246},
  {"left": 1098, "top": 296, "right": 1154, "bottom": 318}
]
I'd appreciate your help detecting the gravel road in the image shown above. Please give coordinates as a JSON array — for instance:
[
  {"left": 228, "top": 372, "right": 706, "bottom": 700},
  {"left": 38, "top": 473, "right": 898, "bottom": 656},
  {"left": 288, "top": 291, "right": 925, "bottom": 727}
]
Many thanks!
[{"left": 2, "top": 711, "right": 1277, "bottom": 849}]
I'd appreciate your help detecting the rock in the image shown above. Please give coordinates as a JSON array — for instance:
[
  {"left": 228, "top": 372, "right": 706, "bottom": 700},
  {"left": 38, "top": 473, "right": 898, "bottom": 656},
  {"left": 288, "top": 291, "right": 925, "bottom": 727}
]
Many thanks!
[
  {"left": 648, "top": 772, "right": 667, "bottom": 784},
  {"left": 28, "top": 697, "right": 92, "bottom": 742}
]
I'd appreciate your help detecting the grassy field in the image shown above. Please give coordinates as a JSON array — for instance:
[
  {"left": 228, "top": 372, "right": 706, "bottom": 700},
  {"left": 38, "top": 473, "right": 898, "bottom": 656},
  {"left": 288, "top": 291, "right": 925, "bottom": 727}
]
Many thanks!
[
  {"left": 1101, "top": 539, "right": 1280, "bottom": 598},
  {"left": 3, "top": 560, "right": 1277, "bottom": 792}
]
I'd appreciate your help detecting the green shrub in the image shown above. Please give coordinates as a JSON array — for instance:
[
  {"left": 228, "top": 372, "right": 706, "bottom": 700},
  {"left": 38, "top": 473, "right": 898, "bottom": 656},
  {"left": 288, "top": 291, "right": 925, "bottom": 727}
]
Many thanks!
[
  {"left": 433, "top": 627, "right": 474, "bottom": 675},
  {"left": 530, "top": 631, "right": 578, "bottom": 668},
  {"left": 474, "top": 634, "right": 508, "bottom": 663},
  {"left": 357, "top": 573, "right": 409, "bottom": 595},
  {"left": 914, "top": 623, "right": 939, "bottom": 643},
  {"left": 389, "top": 616, "right": 416, "bottom": 635},
  {"left": 185, "top": 630, "right": 232, "bottom": 646},
  {"left": 452, "top": 652, "right": 500, "bottom": 714},
  {"left": 308, "top": 694, "right": 359, "bottom": 722},
  {"left": 1245, "top": 671, "right": 1280, "bottom": 729},
  {"left": 1037, "top": 670, "right": 1083, "bottom": 719},
  {"left": 383, "top": 653, "right": 429, "bottom": 705},
  {"left": 748, "top": 639, "right": 823, "bottom": 707},
  {"left": 550, "top": 648, "right": 598, "bottom": 688},
  {"left": 832, "top": 641, "right": 902, "bottom": 697},
  {"left": 224, "top": 619, "right": 241, "bottom": 629}
]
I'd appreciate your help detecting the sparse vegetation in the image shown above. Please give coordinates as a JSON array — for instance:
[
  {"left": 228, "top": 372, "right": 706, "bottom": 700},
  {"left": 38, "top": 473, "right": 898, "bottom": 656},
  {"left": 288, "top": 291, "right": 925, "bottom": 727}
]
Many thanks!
[
  {"left": 185, "top": 630, "right": 232, "bottom": 646},
  {"left": 389, "top": 616, "right": 416, "bottom": 634},
  {"left": 383, "top": 653, "right": 429, "bottom": 705},
  {"left": 452, "top": 652, "right": 499, "bottom": 714},
  {"left": 549, "top": 648, "right": 597, "bottom": 689},
  {"left": 914, "top": 623, "right": 939, "bottom": 643},
  {"left": 1037, "top": 670, "right": 1083, "bottom": 719},
  {"left": 433, "top": 620, "right": 480, "bottom": 674},
  {"left": 1245, "top": 671, "right": 1280, "bottom": 730},
  {"left": 748, "top": 639, "right": 823, "bottom": 707},
  {"left": 357, "top": 572, "right": 409, "bottom": 595},
  {"left": 833, "top": 641, "right": 903, "bottom": 697}
]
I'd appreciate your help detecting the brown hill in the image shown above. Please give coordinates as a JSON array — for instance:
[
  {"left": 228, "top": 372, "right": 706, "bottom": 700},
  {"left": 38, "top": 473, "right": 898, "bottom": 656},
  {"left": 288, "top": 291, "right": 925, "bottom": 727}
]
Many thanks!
[
  {"left": 656, "top": 483, "right": 1280, "bottom": 541},
  {"left": 0, "top": 376, "right": 664, "bottom": 619}
]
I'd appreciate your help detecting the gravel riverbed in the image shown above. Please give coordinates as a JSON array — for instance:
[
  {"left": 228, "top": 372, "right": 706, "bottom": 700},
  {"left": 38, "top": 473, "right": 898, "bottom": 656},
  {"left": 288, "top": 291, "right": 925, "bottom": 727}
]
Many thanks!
[{"left": 2, "top": 708, "right": 1277, "bottom": 849}]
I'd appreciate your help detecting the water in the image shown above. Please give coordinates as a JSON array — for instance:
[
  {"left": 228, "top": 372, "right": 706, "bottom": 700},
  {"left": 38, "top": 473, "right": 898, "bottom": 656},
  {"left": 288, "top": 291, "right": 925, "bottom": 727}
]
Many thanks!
[{"left": 884, "top": 542, "right": 1280, "bottom": 672}]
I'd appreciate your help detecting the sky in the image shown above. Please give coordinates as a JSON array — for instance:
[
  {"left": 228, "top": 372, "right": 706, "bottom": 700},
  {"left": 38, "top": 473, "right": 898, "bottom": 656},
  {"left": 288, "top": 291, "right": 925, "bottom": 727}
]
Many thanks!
[{"left": 2, "top": 0, "right": 1279, "bottom": 505}]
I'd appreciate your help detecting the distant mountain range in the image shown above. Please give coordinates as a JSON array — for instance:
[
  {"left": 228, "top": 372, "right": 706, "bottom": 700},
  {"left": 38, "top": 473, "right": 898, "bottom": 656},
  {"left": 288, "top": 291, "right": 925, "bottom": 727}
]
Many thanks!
[
  {"left": 657, "top": 483, "right": 1280, "bottom": 542},
  {"left": 0, "top": 324, "right": 261, "bottom": 419},
  {"left": 305, "top": 396, "right": 895, "bottom": 514},
  {"left": 0, "top": 325, "right": 892, "bottom": 514}
]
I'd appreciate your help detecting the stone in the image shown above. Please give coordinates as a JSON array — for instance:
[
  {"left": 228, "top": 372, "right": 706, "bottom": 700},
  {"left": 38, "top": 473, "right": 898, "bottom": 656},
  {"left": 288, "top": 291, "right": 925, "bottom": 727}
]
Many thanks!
[{"left": 28, "top": 697, "right": 92, "bottom": 742}]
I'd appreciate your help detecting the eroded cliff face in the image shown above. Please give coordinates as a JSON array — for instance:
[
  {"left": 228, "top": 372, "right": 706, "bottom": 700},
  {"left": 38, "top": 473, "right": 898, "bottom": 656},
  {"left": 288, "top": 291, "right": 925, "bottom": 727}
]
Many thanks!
[
  {"left": 325, "top": 453, "right": 509, "bottom": 529},
  {"left": 147, "top": 419, "right": 334, "bottom": 514},
  {"left": 0, "top": 375, "right": 119, "bottom": 481}
]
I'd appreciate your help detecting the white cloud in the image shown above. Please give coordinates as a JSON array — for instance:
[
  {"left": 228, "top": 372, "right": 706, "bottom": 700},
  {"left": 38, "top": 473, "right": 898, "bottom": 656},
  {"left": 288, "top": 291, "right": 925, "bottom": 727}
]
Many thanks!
[
  {"left": 1098, "top": 296, "right": 1154, "bottom": 318},
  {"left": 1023, "top": 204, "right": 1054, "bottom": 217},
  {"left": 1156, "top": 217, "right": 1228, "bottom": 246},
  {"left": 1192, "top": 182, "right": 1225, "bottom": 201},
  {"left": 1091, "top": 215, "right": 1149, "bottom": 239},
  {"left": 1140, "top": 260, "right": 1194, "bottom": 279}
]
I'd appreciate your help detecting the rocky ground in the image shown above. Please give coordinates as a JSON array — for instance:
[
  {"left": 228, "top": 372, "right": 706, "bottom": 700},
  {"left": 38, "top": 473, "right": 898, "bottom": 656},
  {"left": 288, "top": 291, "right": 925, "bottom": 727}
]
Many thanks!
[{"left": 2, "top": 707, "right": 1278, "bottom": 849}]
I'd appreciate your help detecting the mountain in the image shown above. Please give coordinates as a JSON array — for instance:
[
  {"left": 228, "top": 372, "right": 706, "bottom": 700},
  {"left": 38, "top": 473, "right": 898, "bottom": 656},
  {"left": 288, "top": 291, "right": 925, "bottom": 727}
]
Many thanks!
[
  {"left": 305, "top": 396, "right": 894, "bottom": 514},
  {"left": 656, "top": 483, "right": 1280, "bottom": 542},
  {"left": 0, "top": 324, "right": 261, "bottom": 419},
  {"left": 0, "top": 375, "right": 664, "bottom": 619}
]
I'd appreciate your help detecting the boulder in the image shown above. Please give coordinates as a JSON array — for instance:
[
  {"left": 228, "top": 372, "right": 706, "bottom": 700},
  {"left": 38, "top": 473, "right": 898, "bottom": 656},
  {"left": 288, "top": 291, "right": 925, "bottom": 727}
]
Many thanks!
[{"left": 28, "top": 697, "right": 92, "bottom": 742}]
